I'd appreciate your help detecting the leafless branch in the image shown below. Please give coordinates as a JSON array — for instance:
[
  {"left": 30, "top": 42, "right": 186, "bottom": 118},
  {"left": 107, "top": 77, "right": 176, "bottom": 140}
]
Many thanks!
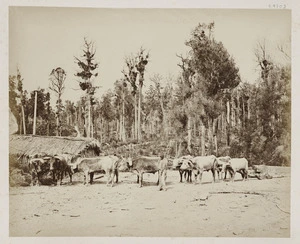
[{"left": 277, "top": 44, "right": 291, "bottom": 59}]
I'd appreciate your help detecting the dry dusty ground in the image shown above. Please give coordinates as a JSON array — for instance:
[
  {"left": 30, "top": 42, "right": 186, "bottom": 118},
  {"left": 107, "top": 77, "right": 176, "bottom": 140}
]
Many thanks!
[{"left": 9, "top": 167, "right": 290, "bottom": 237}]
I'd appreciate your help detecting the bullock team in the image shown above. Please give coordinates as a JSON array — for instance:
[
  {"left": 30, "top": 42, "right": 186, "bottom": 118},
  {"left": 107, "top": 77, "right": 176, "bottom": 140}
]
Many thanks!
[
  {"left": 172, "top": 155, "right": 248, "bottom": 184},
  {"left": 27, "top": 152, "right": 248, "bottom": 191}
]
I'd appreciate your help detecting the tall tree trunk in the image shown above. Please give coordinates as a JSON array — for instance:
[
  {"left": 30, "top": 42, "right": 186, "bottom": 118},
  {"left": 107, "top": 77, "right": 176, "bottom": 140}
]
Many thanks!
[
  {"left": 187, "top": 116, "right": 192, "bottom": 153},
  {"left": 56, "top": 116, "right": 59, "bottom": 136},
  {"left": 94, "top": 114, "right": 97, "bottom": 139},
  {"left": 74, "top": 125, "right": 81, "bottom": 137},
  {"left": 221, "top": 109, "right": 225, "bottom": 133},
  {"left": 33, "top": 91, "right": 37, "bottom": 135},
  {"left": 247, "top": 98, "right": 251, "bottom": 120},
  {"left": 119, "top": 114, "right": 122, "bottom": 141},
  {"left": 214, "top": 135, "right": 218, "bottom": 156},
  {"left": 226, "top": 123, "right": 230, "bottom": 146},
  {"left": 21, "top": 105, "right": 26, "bottom": 135},
  {"left": 88, "top": 100, "right": 91, "bottom": 138},
  {"left": 132, "top": 123, "right": 134, "bottom": 140},
  {"left": 200, "top": 119, "right": 206, "bottom": 156},
  {"left": 218, "top": 115, "right": 222, "bottom": 132},
  {"left": 226, "top": 99, "right": 230, "bottom": 125},
  {"left": 134, "top": 94, "right": 137, "bottom": 140},
  {"left": 213, "top": 118, "right": 218, "bottom": 156},
  {"left": 237, "top": 94, "right": 241, "bottom": 127},
  {"left": 75, "top": 108, "right": 78, "bottom": 131},
  {"left": 148, "top": 116, "right": 151, "bottom": 137},
  {"left": 231, "top": 97, "right": 235, "bottom": 127},
  {"left": 57, "top": 93, "right": 62, "bottom": 136},
  {"left": 84, "top": 94, "right": 91, "bottom": 138},
  {"left": 160, "top": 98, "right": 167, "bottom": 139},
  {"left": 208, "top": 118, "right": 214, "bottom": 155},
  {"left": 226, "top": 98, "right": 231, "bottom": 146},
  {"left": 19, "top": 113, "right": 22, "bottom": 135},
  {"left": 177, "top": 142, "right": 183, "bottom": 157},
  {"left": 193, "top": 118, "right": 197, "bottom": 137},
  {"left": 91, "top": 119, "right": 94, "bottom": 138},
  {"left": 77, "top": 107, "right": 83, "bottom": 136},
  {"left": 47, "top": 122, "right": 50, "bottom": 136},
  {"left": 107, "top": 122, "right": 110, "bottom": 140},
  {"left": 242, "top": 97, "right": 246, "bottom": 127},
  {"left": 138, "top": 84, "right": 142, "bottom": 142},
  {"left": 122, "top": 90, "right": 126, "bottom": 142},
  {"left": 99, "top": 119, "right": 103, "bottom": 144}
]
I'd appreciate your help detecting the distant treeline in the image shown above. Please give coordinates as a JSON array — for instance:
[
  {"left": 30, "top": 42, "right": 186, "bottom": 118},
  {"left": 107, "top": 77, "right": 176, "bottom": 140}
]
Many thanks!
[{"left": 9, "top": 22, "right": 290, "bottom": 166}]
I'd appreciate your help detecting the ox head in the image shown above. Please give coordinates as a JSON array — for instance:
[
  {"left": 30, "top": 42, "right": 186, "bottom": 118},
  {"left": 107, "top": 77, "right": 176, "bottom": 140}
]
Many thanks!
[
  {"left": 69, "top": 154, "right": 82, "bottom": 171},
  {"left": 172, "top": 155, "right": 193, "bottom": 170},
  {"left": 172, "top": 158, "right": 181, "bottom": 169},
  {"left": 119, "top": 157, "right": 133, "bottom": 172},
  {"left": 216, "top": 156, "right": 231, "bottom": 171},
  {"left": 71, "top": 163, "right": 78, "bottom": 173},
  {"left": 41, "top": 156, "right": 52, "bottom": 171},
  {"left": 46, "top": 156, "right": 58, "bottom": 171},
  {"left": 28, "top": 158, "right": 43, "bottom": 173},
  {"left": 117, "top": 157, "right": 126, "bottom": 171},
  {"left": 218, "top": 156, "right": 232, "bottom": 179},
  {"left": 180, "top": 158, "right": 194, "bottom": 171},
  {"left": 220, "top": 157, "right": 231, "bottom": 172},
  {"left": 111, "top": 154, "right": 122, "bottom": 165},
  {"left": 113, "top": 155, "right": 125, "bottom": 171}
]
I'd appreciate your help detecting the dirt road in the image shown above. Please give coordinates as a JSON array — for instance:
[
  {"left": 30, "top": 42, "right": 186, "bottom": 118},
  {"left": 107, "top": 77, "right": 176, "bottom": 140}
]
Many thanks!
[{"left": 9, "top": 168, "right": 290, "bottom": 237}]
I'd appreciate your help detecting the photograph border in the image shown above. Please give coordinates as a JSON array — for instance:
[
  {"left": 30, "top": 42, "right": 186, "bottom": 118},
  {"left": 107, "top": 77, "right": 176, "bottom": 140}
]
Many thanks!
[{"left": 1, "top": 0, "right": 299, "bottom": 243}]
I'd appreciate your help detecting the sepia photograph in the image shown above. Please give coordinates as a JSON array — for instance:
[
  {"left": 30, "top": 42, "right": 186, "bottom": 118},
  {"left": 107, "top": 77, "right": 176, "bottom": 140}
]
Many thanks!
[{"left": 5, "top": 3, "right": 295, "bottom": 241}]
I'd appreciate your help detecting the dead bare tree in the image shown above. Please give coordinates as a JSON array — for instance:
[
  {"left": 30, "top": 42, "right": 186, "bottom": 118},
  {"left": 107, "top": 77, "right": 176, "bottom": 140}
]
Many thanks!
[
  {"left": 123, "top": 55, "right": 138, "bottom": 140},
  {"left": 277, "top": 37, "right": 291, "bottom": 61},
  {"left": 123, "top": 48, "right": 149, "bottom": 142},
  {"left": 49, "top": 67, "right": 66, "bottom": 136},
  {"left": 135, "top": 48, "right": 150, "bottom": 142}
]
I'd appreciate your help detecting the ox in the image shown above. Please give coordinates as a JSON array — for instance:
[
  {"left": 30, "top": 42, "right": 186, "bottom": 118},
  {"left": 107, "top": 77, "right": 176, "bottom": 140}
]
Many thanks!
[
  {"left": 216, "top": 156, "right": 232, "bottom": 180},
  {"left": 180, "top": 155, "right": 218, "bottom": 184},
  {"left": 28, "top": 157, "right": 49, "bottom": 186},
  {"left": 128, "top": 156, "right": 168, "bottom": 190},
  {"left": 71, "top": 155, "right": 124, "bottom": 187},
  {"left": 221, "top": 157, "right": 249, "bottom": 181},
  {"left": 48, "top": 154, "right": 74, "bottom": 186},
  {"left": 172, "top": 155, "right": 194, "bottom": 183}
]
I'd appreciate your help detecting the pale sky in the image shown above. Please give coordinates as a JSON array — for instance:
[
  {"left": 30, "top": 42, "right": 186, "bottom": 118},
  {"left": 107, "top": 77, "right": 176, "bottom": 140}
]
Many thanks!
[{"left": 9, "top": 7, "right": 291, "bottom": 105}]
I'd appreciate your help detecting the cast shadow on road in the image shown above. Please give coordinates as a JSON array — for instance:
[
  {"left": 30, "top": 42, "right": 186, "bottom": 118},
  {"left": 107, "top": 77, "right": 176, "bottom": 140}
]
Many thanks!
[{"left": 52, "top": 176, "right": 253, "bottom": 187}]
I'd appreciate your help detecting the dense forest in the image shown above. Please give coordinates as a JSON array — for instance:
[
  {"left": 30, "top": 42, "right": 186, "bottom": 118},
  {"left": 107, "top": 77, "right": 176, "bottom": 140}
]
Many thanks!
[{"left": 9, "top": 23, "right": 291, "bottom": 166}]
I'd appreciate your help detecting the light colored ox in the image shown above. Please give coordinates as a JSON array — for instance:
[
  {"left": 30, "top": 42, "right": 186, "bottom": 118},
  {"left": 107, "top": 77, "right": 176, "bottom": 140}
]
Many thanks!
[
  {"left": 221, "top": 157, "right": 249, "bottom": 181},
  {"left": 216, "top": 156, "right": 231, "bottom": 180},
  {"left": 180, "top": 155, "right": 218, "bottom": 184},
  {"left": 71, "top": 155, "right": 125, "bottom": 187}
]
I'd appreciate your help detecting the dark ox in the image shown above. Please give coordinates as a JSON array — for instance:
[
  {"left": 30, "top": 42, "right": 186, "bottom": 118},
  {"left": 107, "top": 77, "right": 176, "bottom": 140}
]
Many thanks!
[
  {"left": 71, "top": 155, "right": 125, "bottom": 187},
  {"left": 48, "top": 154, "right": 74, "bottom": 186},
  {"left": 127, "top": 156, "right": 168, "bottom": 190},
  {"left": 28, "top": 157, "right": 49, "bottom": 186},
  {"left": 180, "top": 155, "right": 218, "bottom": 184},
  {"left": 221, "top": 157, "right": 249, "bottom": 181},
  {"left": 172, "top": 155, "right": 194, "bottom": 183}
]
